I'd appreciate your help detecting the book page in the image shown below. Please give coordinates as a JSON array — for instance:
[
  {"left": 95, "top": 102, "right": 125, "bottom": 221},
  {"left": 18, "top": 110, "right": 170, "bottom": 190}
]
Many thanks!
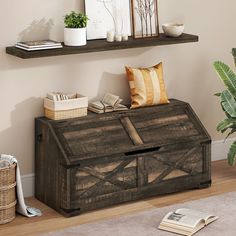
[
  {"left": 162, "top": 211, "right": 205, "bottom": 229},
  {"left": 160, "top": 209, "right": 218, "bottom": 236},
  {"left": 90, "top": 101, "right": 112, "bottom": 109},
  {"left": 90, "top": 101, "right": 105, "bottom": 110},
  {"left": 114, "top": 104, "right": 128, "bottom": 110},
  {"left": 88, "top": 106, "right": 104, "bottom": 114},
  {"left": 102, "top": 93, "right": 120, "bottom": 107},
  {"left": 176, "top": 208, "right": 217, "bottom": 225}
]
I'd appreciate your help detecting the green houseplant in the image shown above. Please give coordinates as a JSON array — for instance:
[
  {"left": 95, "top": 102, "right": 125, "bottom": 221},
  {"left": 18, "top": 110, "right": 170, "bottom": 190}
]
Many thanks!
[
  {"left": 214, "top": 49, "right": 236, "bottom": 165},
  {"left": 64, "top": 11, "right": 89, "bottom": 46}
]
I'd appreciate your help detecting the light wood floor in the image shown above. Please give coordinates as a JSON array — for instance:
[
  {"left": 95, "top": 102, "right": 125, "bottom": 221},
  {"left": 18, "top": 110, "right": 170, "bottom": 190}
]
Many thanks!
[{"left": 1, "top": 160, "right": 236, "bottom": 236}]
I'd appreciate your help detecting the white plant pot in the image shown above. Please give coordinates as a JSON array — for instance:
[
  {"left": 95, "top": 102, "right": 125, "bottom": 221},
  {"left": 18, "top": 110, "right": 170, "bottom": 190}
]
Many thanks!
[{"left": 64, "top": 28, "right": 87, "bottom": 46}]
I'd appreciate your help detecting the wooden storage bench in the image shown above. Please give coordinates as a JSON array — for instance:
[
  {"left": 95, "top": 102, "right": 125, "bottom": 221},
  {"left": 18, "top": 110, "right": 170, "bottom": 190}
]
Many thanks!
[{"left": 35, "top": 99, "right": 211, "bottom": 217}]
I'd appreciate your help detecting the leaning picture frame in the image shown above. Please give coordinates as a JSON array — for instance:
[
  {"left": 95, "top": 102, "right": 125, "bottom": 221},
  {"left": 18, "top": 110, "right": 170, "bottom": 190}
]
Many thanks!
[{"left": 130, "top": 0, "right": 159, "bottom": 38}]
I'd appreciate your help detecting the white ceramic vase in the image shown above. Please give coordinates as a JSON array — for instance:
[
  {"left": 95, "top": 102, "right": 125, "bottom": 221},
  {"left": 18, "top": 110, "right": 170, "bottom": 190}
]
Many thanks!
[{"left": 64, "top": 28, "right": 87, "bottom": 46}]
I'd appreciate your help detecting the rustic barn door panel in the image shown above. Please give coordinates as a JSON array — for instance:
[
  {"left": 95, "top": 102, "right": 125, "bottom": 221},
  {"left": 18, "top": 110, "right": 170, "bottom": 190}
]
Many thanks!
[
  {"left": 129, "top": 106, "right": 202, "bottom": 144},
  {"left": 56, "top": 119, "right": 135, "bottom": 162},
  {"left": 72, "top": 157, "right": 138, "bottom": 201},
  {"left": 144, "top": 146, "right": 203, "bottom": 185}
]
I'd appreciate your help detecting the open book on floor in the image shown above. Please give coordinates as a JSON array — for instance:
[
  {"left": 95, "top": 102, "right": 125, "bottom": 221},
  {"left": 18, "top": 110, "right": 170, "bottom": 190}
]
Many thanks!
[{"left": 158, "top": 208, "right": 218, "bottom": 236}]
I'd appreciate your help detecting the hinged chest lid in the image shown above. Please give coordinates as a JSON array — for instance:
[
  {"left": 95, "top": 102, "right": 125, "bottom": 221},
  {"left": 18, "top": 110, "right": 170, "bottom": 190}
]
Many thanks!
[{"left": 37, "top": 99, "right": 211, "bottom": 166}]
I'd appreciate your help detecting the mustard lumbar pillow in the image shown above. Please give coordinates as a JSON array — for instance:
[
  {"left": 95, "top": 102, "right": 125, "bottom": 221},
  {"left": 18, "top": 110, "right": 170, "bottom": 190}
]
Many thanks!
[{"left": 125, "top": 62, "right": 169, "bottom": 108}]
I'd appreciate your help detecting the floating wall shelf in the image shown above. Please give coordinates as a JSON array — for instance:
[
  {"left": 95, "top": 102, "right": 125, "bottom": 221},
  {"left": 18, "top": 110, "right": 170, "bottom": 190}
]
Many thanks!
[{"left": 6, "top": 33, "right": 198, "bottom": 59}]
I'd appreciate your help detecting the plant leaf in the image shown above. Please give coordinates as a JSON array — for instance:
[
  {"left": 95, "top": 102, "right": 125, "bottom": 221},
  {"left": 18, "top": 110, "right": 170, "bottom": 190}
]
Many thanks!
[
  {"left": 228, "top": 141, "right": 236, "bottom": 166},
  {"left": 220, "top": 101, "right": 231, "bottom": 118},
  {"left": 221, "top": 90, "right": 236, "bottom": 117},
  {"left": 214, "top": 61, "right": 236, "bottom": 98},
  {"left": 232, "top": 48, "right": 236, "bottom": 68},
  {"left": 232, "top": 48, "right": 236, "bottom": 58},
  {"left": 217, "top": 118, "right": 236, "bottom": 132},
  {"left": 225, "top": 128, "right": 236, "bottom": 140},
  {"left": 214, "top": 92, "right": 221, "bottom": 97}
]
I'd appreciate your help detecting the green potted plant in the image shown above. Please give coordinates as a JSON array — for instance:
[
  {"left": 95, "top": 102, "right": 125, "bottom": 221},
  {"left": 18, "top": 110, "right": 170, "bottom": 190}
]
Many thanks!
[
  {"left": 64, "top": 11, "right": 89, "bottom": 46},
  {"left": 214, "top": 49, "right": 236, "bottom": 165}
]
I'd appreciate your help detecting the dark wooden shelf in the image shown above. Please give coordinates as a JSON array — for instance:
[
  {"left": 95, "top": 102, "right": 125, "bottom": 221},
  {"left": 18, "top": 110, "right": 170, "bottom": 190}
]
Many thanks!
[{"left": 6, "top": 33, "right": 198, "bottom": 59}]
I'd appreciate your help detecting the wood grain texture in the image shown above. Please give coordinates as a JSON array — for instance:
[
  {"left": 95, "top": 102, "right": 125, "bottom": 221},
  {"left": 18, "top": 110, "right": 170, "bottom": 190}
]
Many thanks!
[
  {"left": 137, "top": 157, "right": 147, "bottom": 187},
  {"left": 35, "top": 99, "right": 211, "bottom": 217},
  {"left": 149, "top": 147, "right": 199, "bottom": 185},
  {"left": 120, "top": 117, "right": 143, "bottom": 145},
  {"left": 6, "top": 34, "right": 198, "bottom": 59}
]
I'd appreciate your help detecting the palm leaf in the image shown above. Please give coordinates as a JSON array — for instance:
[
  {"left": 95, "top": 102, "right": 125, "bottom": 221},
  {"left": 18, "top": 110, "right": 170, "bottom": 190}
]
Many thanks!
[
  {"left": 225, "top": 128, "right": 236, "bottom": 140},
  {"left": 217, "top": 118, "right": 236, "bottom": 133},
  {"left": 221, "top": 90, "right": 236, "bottom": 117},
  {"left": 232, "top": 48, "right": 236, "bottom": 58},
  {"left": 232, "top": 48, "right": 236, "bottom": 67},
  {"left": 214, "top": 61, "right": 236, "bottom": 98},
  {"left": 228, "top": 141, "right": 236, "bottom": 166},
  {"left": 220, "top": 102, "right": 231, "bottom": 118}
]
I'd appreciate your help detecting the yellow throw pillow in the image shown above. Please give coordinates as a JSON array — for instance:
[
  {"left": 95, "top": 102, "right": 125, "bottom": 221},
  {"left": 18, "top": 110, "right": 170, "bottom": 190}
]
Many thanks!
[{"left": 125, "top": 62, "right": 169, "bottom": 108}]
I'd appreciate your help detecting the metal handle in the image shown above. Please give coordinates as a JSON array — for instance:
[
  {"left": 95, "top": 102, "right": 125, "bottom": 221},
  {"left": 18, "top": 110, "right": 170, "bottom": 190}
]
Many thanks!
[
  {"left": 37, "top": 134, "right": 43, "bottom": 142},
  {"left": 125, "top": 146, "right": 161, "bottom": 156}
]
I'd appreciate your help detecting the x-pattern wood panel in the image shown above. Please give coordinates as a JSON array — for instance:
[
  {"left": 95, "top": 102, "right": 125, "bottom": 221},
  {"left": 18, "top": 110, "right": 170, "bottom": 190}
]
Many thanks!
[
  {"left": 150, "top": 147, "right": 199, "bottom": 185},
  {"left": 150, "top": 153, "right": 200, "bottom": 176},
  {"left": 78, "top": 158, "right": 136, "bottom": 198}
]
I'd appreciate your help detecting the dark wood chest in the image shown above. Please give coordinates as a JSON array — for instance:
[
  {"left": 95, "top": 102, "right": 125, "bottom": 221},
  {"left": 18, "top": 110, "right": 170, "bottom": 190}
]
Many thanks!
[{"left": 35, "top": 99, "right": 211, "bottom": 217}]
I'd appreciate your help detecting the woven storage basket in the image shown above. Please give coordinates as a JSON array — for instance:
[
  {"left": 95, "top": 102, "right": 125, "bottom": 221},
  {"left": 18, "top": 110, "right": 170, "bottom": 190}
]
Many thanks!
[
  {"left": 44, "top": 107, "right": 87, "bottom": 120},
  {"left": 0, "top": 163, "right": 16, "bottom": 224}
]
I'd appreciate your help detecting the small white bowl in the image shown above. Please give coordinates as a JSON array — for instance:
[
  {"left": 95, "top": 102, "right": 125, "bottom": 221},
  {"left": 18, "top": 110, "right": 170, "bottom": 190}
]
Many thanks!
[{"left": 162, "top": 23, "right": 184, "bottom": 37}]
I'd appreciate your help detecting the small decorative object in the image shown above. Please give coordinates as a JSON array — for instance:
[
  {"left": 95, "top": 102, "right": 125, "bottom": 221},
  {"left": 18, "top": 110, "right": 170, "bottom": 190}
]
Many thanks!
[
  {"left": 122, "top": 34, "right": 129, "bottom": 41},
  {"left": 131, "top": 0, "right": 159, "bottom": 38},
  {"left": 162, "top": 23, "right": 184, "bottom": 37},
  {"left": 85, "top": 0, "right": 131, "bottom": 40},
  {"left": 115, "top": 34, "right": 122, "bottom": 42},
  {"left": 125, "top": 62, "right": 169, "bottom": 108},
  {"left": 106, "top": 30, "right": 115, "bottom": 42},
  {"left": 64, "top": 11, "right": 89, "bottom": 46},
  {"left": 44, "top": 92, "right": 88, "bottom": 120},
  {"left": 214, "top": 53, "right": 236, "bottom": 166}
]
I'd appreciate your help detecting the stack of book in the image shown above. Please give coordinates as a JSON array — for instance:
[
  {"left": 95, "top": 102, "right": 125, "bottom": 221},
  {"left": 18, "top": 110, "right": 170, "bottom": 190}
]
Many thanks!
[
  {"left": 88, "top": 93, "right": 128, "bottom": 114},
  {"left": 15, "top": 40, "right": 62, "bottom": 51}
]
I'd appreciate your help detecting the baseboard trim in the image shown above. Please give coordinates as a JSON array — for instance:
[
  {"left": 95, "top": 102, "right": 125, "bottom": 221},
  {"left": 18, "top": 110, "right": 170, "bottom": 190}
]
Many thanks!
[
  {"left": 21, "top": 174, "right": 34, "bottom": 198},
  {"left": 21, "top": 138, "right": 235, "bottom": 197},
  {"left": 211, "top": 138, "right": 235, "bottom": 161}
]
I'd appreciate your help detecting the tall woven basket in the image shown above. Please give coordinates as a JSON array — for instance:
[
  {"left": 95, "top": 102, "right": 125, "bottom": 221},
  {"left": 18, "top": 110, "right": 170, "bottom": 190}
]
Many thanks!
[{"left": 0, "top": 163, "right": 16, "bottom": 224}]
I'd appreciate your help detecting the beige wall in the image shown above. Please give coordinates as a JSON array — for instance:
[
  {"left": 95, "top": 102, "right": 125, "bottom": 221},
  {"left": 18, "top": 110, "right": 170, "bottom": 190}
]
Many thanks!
[{"left": 0, "top": 0, "right": 235, "bottom": 175}]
